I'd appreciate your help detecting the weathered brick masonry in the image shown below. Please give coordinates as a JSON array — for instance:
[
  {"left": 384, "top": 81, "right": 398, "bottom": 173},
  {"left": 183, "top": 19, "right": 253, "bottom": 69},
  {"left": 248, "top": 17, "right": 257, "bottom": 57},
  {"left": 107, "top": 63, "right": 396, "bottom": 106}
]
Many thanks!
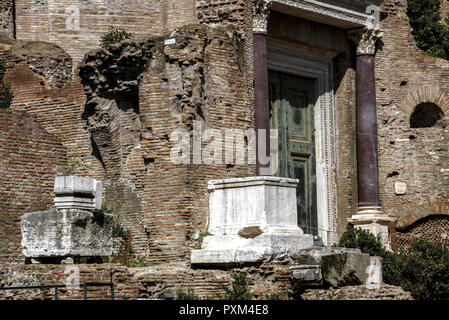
[
  {"left": 396, "top": 215, "right": 449, "bottom": 250},
  {"left": 139, "top": 25, "right": 255, "bottom": 263},
  {"left": 2, "top": 0, "right": 259, "bottom": 264},
  {"left": 2, "top": 22, "right": 257, "bottom": 263},
  {"left": 78, "top": 24, "right": 256, "bottom": 263},
  {"left": 0, "top": 0, "right": 15, "bottom": 38},
  {"left": 0, "top": 109, "right": 67, "bottom": 265},
  {"left": 15, "top": 0, "right": 197, "bottom": 67},
  {"left": 377, "top": 0, "right": 449, "bottom": 228}
]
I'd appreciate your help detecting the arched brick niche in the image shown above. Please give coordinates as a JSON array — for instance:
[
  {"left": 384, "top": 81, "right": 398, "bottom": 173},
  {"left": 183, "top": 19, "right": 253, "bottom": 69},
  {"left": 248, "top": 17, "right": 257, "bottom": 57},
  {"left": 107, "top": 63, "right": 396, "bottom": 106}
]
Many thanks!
[
  {"left": 398, "top": 86, "right": 449, "bottom": 119},
  {"left": 396, "top": 214, "right": 449, "bottom": 251}
]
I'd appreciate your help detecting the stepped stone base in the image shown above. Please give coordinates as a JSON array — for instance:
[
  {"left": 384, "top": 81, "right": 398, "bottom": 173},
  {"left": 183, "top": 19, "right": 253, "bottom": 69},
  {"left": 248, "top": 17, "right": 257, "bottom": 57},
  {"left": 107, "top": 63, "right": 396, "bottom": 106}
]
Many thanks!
[{"left": 191, "top": 233, "right": 314, "bottom": 265}]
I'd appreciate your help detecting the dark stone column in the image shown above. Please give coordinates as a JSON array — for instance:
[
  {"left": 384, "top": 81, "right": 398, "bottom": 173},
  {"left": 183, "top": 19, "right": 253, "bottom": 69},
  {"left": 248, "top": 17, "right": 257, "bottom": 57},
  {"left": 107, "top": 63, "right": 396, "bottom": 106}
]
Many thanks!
[
  {"left": 253, "top": 0, "right": 271, "bottom": 176},
  {"left": 356, "top": 54, "right": 380, "bottom": 207},
  {"left": 347, "top": 28, "right": 384, "bottom": 211},
  {"left": 347, "top": 28, "right": 395, "bottom": 250}
]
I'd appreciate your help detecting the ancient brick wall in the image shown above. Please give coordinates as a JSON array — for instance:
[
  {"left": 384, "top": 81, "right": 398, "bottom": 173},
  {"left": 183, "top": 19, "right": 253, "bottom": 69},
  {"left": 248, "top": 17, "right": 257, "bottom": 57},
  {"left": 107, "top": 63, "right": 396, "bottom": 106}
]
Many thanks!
[
  {"left": 2, "top": 20, "right": 257, "bottom": 264},
  {"left": 0, "top": 109, "right": 67, "bottom": 265},
  {"left": 2, "top": 60, "right": 104, "bottom": 181},
  {"left": 196, "top": 0, "right": 245, "bottom": 26},
  {"left": 376, "top": 0, "right": 449, "bottom": 227},
  {"left": 48, "top": 22, "right": 256, "bottom": 263},
  {"left": 135, "top": 25, "right": 256, "bottom": 263},
  {"left": 2, "top": 39, "right": 151, "bottom": 259},
  {"left": 0, "top": 37, "right": 113, "bottom": 260},
  {"left": 196, "top": 0, "right": 255, "bottom": 99},
  {"left": 0, "top": 0, "right": 15, "bottom": 38},
  {"left": 14, "top": 0, "right": 197, "bottom": 67}
]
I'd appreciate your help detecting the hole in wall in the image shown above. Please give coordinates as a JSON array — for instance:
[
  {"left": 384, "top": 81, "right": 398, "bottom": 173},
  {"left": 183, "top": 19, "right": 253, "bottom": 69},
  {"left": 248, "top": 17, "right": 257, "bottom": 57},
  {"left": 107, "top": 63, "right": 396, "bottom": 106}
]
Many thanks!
[
  {"left": 387, "top": 171, "right": 400, "bottom": 178},
  {"left": 410, "top": 102, "right": 444, "bottom": 128}
]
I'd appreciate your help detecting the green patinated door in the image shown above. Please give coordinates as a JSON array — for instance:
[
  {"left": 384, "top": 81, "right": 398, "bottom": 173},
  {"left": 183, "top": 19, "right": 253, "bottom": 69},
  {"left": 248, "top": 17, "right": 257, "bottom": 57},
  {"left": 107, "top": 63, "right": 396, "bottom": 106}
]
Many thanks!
[{"left": 269, "top": 71, "right": 318, "bottom": 235}]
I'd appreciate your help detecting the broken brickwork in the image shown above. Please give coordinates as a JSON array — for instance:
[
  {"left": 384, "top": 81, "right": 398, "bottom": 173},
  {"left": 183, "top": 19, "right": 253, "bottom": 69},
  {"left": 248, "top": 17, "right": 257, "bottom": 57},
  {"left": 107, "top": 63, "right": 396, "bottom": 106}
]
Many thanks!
[
  {"left": 0, "top": 0, "right": 14, "bottom": 38},
  {"left": 79, "top": 24, "right": 256, "bottom": 263},
  {"left": 1, "top": 22, "right": 256, "bottom": 264},
  {"left": 0, "top": 34, "right": 73, "bottom": 88}
]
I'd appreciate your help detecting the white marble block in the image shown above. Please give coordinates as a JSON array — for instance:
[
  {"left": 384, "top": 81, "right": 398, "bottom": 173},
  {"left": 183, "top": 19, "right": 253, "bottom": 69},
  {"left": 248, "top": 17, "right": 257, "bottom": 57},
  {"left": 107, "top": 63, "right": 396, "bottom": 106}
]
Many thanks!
[
  {"left": 54, "top": 176, "right": 103, "bottom": 211},
  {"left": 208, "top": 176, "right": 304, "bottom": 235},
  {"left": 191, "top": 176, "right": 314, "bottom": 265}
]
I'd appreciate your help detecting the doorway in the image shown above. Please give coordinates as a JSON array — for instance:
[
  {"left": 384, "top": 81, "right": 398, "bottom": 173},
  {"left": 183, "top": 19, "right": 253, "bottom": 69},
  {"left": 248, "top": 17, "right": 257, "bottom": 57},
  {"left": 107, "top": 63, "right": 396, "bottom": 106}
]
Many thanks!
[{"left": 269, "top": 71, "right": 318, "bottom": 235}]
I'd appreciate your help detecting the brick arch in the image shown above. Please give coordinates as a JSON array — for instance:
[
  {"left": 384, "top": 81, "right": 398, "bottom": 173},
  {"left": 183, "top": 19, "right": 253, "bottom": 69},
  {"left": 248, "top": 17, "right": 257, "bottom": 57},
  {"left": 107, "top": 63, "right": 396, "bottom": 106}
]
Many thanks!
[
  {"left": 396, "top": 214, "right": 449, "bottom": 250},
  {"left": 398, "top": 86, "right": 449, "bottom": 117},
  {"left": 396, "top": 211, "right": 449, "bottom": 230}
]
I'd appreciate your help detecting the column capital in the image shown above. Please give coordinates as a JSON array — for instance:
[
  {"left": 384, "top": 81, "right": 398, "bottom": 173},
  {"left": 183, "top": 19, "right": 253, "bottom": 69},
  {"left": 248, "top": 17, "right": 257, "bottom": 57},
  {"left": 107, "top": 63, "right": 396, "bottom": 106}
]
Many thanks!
[
  {"left": 347, "top": 28, "right": 384, "bottom": 56},
  {"left": 253, "top": 0, "right": 272, "bottom": 34}
]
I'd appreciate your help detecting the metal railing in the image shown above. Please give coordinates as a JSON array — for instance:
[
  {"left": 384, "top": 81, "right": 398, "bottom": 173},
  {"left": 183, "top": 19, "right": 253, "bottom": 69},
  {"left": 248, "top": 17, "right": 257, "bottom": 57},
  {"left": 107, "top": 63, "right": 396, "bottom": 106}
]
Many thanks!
[{"left": 0, "top": 282, "right": 115, "bottom": 300}]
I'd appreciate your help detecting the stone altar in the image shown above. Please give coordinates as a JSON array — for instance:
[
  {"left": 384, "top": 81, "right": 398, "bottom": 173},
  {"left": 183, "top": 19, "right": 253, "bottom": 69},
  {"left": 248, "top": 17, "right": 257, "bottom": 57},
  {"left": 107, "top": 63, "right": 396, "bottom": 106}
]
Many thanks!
[{"left": 191, "top": 176, "right": 314, "bottom": 265}]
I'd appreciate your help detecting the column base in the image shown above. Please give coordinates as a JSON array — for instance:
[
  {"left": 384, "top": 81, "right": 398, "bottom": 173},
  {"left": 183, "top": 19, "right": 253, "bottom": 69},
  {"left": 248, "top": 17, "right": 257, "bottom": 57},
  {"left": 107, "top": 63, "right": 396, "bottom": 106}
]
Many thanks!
[{"left": 347, "top": 207, "right": 396, "bottom": 251}]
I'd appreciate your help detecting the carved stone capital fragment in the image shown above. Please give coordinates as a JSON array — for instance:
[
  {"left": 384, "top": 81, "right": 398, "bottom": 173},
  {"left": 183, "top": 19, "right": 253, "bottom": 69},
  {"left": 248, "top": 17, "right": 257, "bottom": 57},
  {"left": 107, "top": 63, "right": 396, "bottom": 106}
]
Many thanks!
[
  {"left": 347, "top": 28, "right": 384, "bottom": 55},
  {"left": 253, "top": 0, "right": 272, "bottom": 33}
]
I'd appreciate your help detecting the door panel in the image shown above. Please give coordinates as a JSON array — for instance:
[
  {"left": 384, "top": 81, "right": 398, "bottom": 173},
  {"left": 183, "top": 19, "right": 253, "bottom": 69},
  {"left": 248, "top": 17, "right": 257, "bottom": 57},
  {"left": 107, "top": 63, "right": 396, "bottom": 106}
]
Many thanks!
[{"left": 269, "top": 71, "right": 318, "bottom": 235}]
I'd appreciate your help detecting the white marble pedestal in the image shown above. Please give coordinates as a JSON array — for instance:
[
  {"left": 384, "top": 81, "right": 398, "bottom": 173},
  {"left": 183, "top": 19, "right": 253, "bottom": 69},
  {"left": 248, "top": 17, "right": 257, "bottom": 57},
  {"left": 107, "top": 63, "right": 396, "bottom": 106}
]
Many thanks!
[{"left": 191, "top": 176, "right": 314, "bottom": 265}]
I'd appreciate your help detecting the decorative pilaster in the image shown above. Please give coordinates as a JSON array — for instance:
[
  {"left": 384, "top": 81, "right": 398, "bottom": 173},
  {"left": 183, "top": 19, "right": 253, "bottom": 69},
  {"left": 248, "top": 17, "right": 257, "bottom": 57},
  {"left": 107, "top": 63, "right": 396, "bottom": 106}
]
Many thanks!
[
  {"left": 347, "top": 28, "right": 395, "bottom": 249},
  {"left": 253, "top": 0, "right": 271, "bottom": 175}
]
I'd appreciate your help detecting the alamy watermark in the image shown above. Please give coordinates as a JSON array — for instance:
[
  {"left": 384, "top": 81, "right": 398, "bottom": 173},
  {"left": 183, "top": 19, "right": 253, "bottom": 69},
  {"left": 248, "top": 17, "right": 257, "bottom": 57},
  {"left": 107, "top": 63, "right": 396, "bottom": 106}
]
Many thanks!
[
  {"left": 65, "top": 5, "right": 80, "bottom": 31},
  {"left": 170, "top": 121, "right": 277, "bottom": 175},
  {"left": 64, "top": 265, "right": 80, "bottom": 295},
  {"left": 366, "top": 5, "right": 380, "bottom": 30}
]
